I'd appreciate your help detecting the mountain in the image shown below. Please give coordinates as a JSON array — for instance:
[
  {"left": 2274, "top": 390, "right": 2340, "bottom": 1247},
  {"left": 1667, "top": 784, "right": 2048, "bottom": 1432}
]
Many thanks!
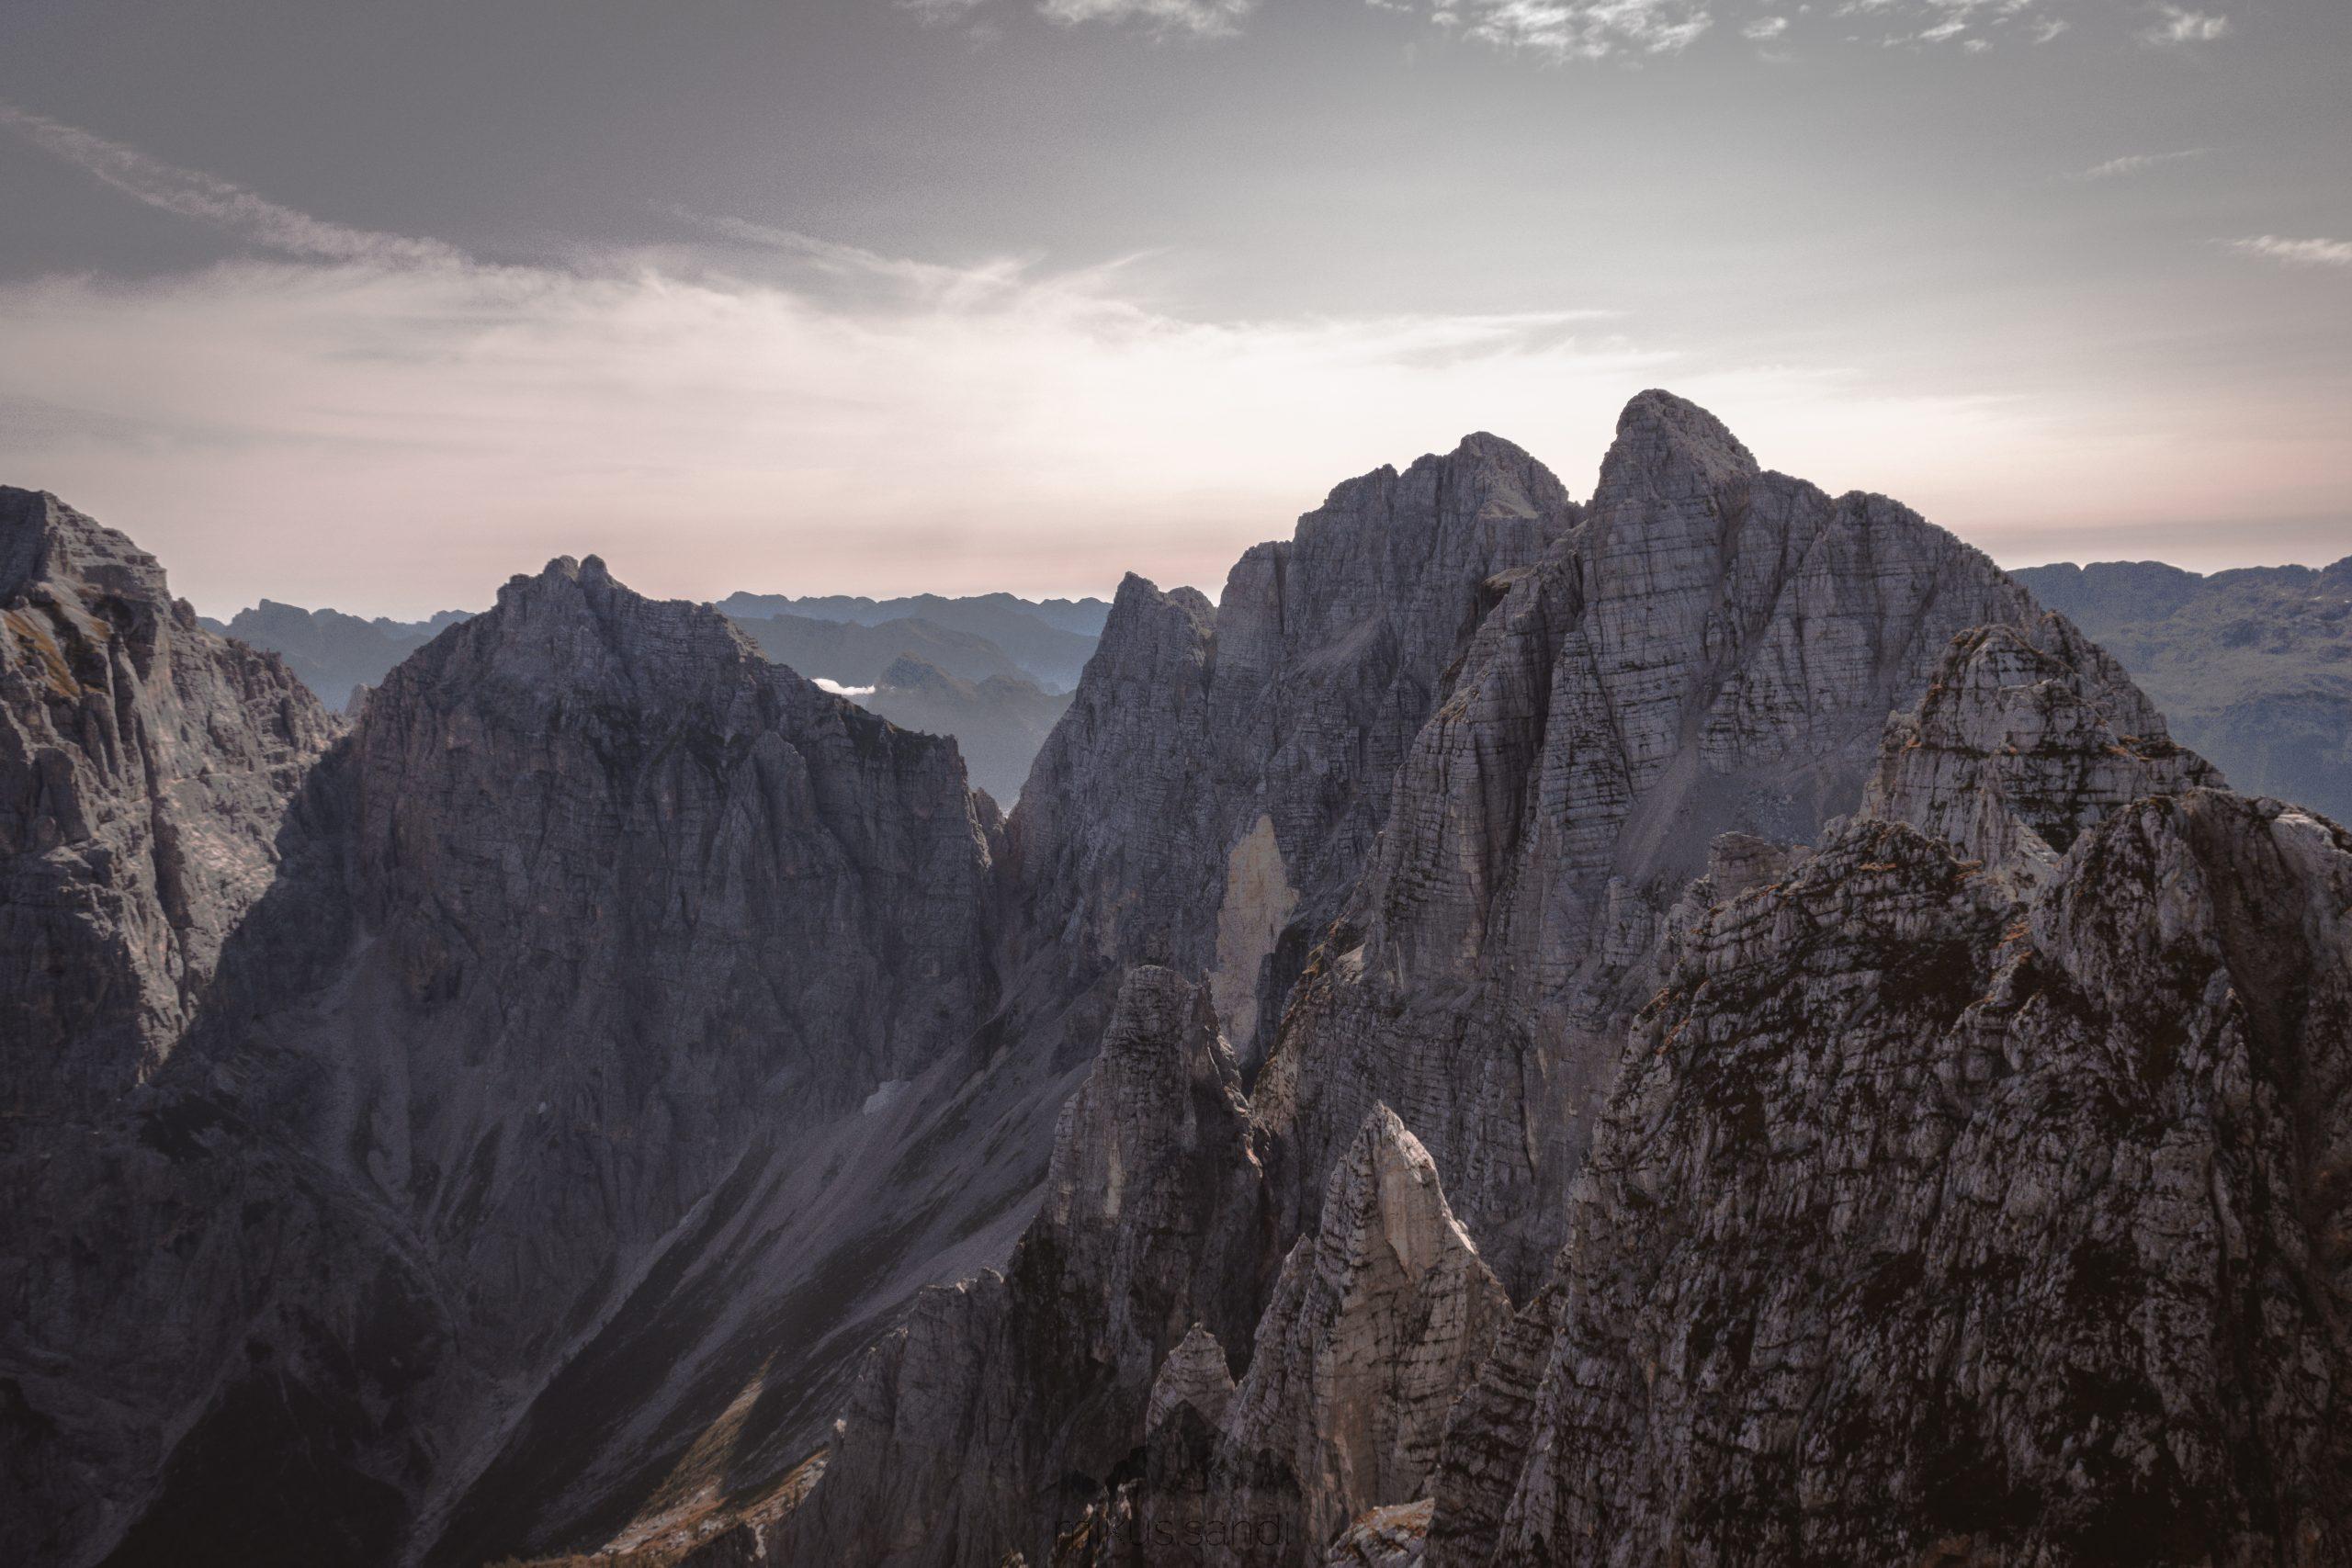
[
  {"left": 715, "top": 591, "right": 1105, "bottom": 690},
  {"left": 2013, "top": 557, "right": 2352, "bottom": 823},
  {"left": 10, "top": 392, "right": 2348, "bottom": 1568},
  {"left": 727, "top": 610, "right": 1032, "bottom": 689},
  {"left": 2, "top": 490, "right": 338, "bottom": 1123},
  {"left": 4, "top": 521, "right": 1010, "bottom": 1565},
  {"left": 862, "top": 656, "right": 1073, "bottom": 803},
  {"left": 202, "top": 600, "right": 474, "bottom": 708}
]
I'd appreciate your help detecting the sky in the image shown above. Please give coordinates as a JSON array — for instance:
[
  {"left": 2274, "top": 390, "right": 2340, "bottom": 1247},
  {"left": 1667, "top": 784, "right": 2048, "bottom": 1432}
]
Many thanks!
[{"left": 0, "top": 0, "right": 2345, "bottom": 617}]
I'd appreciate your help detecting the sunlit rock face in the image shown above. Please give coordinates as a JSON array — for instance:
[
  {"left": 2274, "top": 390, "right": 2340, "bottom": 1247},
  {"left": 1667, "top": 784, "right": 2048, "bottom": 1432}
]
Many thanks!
[{"left": 1, "top": 486, "right": 336, "bottom": 1122}]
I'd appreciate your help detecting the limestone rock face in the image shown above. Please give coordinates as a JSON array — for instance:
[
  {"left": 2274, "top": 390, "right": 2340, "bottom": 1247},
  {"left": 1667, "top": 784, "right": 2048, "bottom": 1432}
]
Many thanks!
[
  {"left": 1323, "top": 1501, "right": 1431, "bottom": 1568},
  {"left": 1861, "top": 616, "right": 2223, "bottom": 889},
  {"left": 1217, "top": 1107, "right": 1509, "bottom": 1559},
  {"left": 1422, "top": 625, "right": 2341, "bottom": 1565},
  {"left": 1253, "top": 390, "right": 2052, "bottom": 1290},
  {"left": 1009, "top": 436, "right": 1577, "bottom": 1066},
  {"left": 0, "top": 488, "right": 335, "bottom": 1121},
  {"left": 1147, "top": 1324, "right": 1238, "bottom": 1438},
  {"left": 779, "top": 968, "right": 1274, "bottom": 1568}
]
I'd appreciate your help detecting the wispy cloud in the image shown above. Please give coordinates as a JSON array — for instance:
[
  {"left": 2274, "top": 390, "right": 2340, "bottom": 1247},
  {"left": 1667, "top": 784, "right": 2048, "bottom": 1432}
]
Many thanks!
[
  {"left": 1743, "top": 15, "right": 1790, "bottom": 39},
  {"left": 2231, "top": 235, "right": 2352, "bottom": 268},
  {"left": 2080, "top": 147, "right": 2207, "bottom": 179},
  {"left": 4, "top": 103, "right": 2328, "bottom": 616},
  {"left": 1423, "top": 0, "right": 1714, "bottom": 61},
  {"left": 0, "top": 100, "right": 465, "bottom": 268},
  {"left": 2142, "top": 5, "right": 2230, "bottom": 44},
  {"left": 911, "top": 0, "right": 1254, "bottom": 34},
  {"left": 1037, "top": 0, "right": 1255, "bottom": 32}
]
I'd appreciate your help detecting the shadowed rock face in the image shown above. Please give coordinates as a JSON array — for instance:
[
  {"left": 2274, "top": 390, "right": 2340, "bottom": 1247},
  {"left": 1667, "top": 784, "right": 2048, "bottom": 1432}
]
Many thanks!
[
  {"left": 3, "top": 539, "right": 1001, "bottom": 1567},
  {"left": 1215, "top": 1106, "right": 1510, "bottom": 1559},
  {"left": 771, "top": 967, "right": 1274, "bottom": 1568}
]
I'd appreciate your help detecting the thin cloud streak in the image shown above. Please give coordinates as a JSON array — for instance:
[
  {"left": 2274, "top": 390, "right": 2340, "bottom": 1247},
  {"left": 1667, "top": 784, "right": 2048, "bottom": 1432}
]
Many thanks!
[
  {"left": 2231, "top": 234, "right": 2352, "bottom": 267},
  {"left": 2081, "top": 148, "right": 2208, "bottom": 179},
  {"left": 0, "top": 100, "right": 466, "bottom": 268}
]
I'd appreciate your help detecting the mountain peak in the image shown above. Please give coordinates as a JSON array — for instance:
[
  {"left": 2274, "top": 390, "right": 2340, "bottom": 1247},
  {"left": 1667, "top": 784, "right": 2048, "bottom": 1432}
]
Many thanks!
[
  {"left": 1, "top": 486, "right": 174, "bottom": 608},
  {"left": 1592, "top": 389, "right": 1759, "bottom": 511}
]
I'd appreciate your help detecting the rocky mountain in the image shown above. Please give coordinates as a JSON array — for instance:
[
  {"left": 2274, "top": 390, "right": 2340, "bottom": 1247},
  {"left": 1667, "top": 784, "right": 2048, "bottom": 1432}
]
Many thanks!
[
  {"left": 716, "top": 591, "right": 1106, "bottom": 691},
  {"left": 3, "top": 517, "right": 1014, "bottom": 1565},
  {"left": 2014, "top": 556, "right": 2352, "bottom": 823},
  {"left": 9, "top": 391, "right": 2346, "bottom": 1568},
  {"left": 1432, "top": 637, "right": 2344, "bottom": 1565},
  {"left": 201, "top": 600, "right": 474, "bottom": 708},
  {"left": 727, "top": 610, "right": 1034, "bottom": 691},
  {"left": 863, "top": 656, "right": 1073, "bottom": 803},
  {"left": 2, "top": 489, "right": 338, "bottom": 1123}
]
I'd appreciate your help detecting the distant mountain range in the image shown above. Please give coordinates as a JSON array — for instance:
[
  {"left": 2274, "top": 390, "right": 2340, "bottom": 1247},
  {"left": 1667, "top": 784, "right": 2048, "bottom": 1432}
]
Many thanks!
[
  {"left": 714, "top": 591, "right": 1106, "bottom": 691},
  {"left": 2013, "top": 556, "right": 2351, "bottom": 823},
  {"left": 198, "top": 600, "right": 474, "bottom": 709},
  {"left": 208, "top": 588, "right": 1110, "bottom": 799}
]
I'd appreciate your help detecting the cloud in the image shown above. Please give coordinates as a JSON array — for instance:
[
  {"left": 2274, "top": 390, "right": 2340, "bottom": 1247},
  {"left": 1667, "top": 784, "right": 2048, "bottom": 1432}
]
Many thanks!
[
  {"left": 1424, "top": 0, "right": 1713, "bottom": 61},
  {"left": 5, "top": 104, "right": 2317, "bottom": 618},
  {"left": 0, "top": 100, "right": 465, "bottom": 268},
  {"left": 1742, "top": 15, "right": 1790, "bottom": 38},
  {"left": 1038, "top": 0, "right": 1255, "bottom": 30},
  {"left": 2230, "top": 235, "right": 2352, "bottom": 268},
  {"left": 812, "top": 679, "right": 879, "bottom": 697},
  {"left": 2142, "top": 5, "right": 2229, "bottom": 44},
  {"left": 2080, "top": 147, "right": 2207, "bottom": 179},
  {"left": 2030, "top": 16, "right": 2068, "bottom": 39}
]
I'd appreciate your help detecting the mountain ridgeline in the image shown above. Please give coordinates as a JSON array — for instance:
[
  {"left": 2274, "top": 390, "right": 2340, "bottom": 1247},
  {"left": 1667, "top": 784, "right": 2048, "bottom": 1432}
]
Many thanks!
[{"left": 2, "top": 392, "right": 2346, "bottom": 1568}]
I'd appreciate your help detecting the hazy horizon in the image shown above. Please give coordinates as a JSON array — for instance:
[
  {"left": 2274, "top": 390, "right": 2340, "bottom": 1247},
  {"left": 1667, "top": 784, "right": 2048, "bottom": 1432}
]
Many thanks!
[{"left": 4, "top": 0, "right": 2346, "bottom": 620}]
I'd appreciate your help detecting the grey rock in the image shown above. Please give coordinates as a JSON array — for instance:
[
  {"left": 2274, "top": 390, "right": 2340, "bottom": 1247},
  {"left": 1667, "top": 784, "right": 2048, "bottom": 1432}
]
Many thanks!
[
  {"left": 1009, "top": 434, "right": 1577, "bottom": 1069},
  {"left": 1860, "top": 616, "right": 2222, "bottom": 891},
  {"left": 1429, "top": 624, "right": 2346, "bottom": 1564},
  {"left": 1216, "top": 1106, "right": 1508, "bottom": 1559},
  {"left": 0, "top": 487, "right": 336, "bottom": 1122},
  {"left": 1252, "top": 390, "right": 2053, "bottom": 1290},
  {"left": 3, "top": 541, "right": 1002, "bottom": 1567},
  {"left": 778, "top": 967, "right": 1272, "bottom": 1568}
]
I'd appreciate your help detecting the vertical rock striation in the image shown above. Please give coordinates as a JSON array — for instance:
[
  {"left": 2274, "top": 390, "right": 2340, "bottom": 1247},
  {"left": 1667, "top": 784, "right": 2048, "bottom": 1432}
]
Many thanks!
[
  {"left": 1217, "top": 1106, "right": 1509, "bottom": 1559},
  {"left": 1252, "top": 390, "right": 2064, "bottom": 1289},
  {"left": 1008, "top": 436, "right": 1578, "bottom": 1066},
  {"left": 0, "top": 487, "right": 335, "bottom": 1122}
]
